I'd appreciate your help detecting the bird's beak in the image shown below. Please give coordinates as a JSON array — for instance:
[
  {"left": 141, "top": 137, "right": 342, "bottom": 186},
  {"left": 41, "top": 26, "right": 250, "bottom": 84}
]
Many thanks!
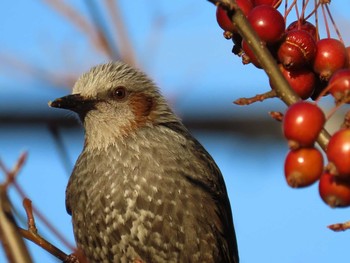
[{"left": 49, "top": 94, "right": 97, "bottom": 114}]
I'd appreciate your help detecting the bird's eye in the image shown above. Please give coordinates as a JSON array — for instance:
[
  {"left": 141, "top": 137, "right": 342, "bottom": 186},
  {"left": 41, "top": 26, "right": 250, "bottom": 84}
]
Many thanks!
[{"left": 111, "top": 86, "right": 127, "bottom": 100}]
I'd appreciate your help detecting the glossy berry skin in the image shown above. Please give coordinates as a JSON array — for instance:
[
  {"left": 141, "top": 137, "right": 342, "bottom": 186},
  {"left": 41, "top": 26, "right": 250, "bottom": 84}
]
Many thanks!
[
  {"left": 242, "top": 39, "right": 262, "bottom": 68},
  {"left": 284, "top": 147, "right": 323, "bottom": 188},
  {"left": 277, "top": 30, "right": 316, "bottom": 69},
  {"left": 327, "top": 129, "right": 350, "bottom": 176},
  {"left": 274, "top": 64, "right": 316, "bottom": 100},
  {"left": 247, "top": 5, "right": 285, "bottom": 44},
  {"left": 313, "top": 38, "right": 348, "bottom": 81},
  {"left": 216, "top": 6, "right": 236, "bottom": 32},
  {"left": 283, "top": 101, "right": 325, "bottom": 148},
  {"left": 253, "top": 0, "right": 281, "bottom": 8},
  {"left": 216, "top": 1, "right": 253, "bottom": 33},
  {"left": 319, "top": 172, "right": 350, "bottom": 208},
  {"left": 286, "top": 20, "right": 318, "bottom": 40},
  {"left": 327, "top": 69, "right": 350, "bottom": 102}
]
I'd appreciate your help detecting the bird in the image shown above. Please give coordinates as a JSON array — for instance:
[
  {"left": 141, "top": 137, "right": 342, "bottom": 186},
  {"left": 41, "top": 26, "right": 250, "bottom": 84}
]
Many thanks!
[{"left": 49, "top": 61, "right": 239, "bottom": 263}]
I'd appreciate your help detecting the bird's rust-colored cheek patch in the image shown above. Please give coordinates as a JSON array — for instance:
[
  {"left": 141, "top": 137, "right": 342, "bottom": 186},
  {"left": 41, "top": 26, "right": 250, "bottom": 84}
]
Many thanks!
[{"left": 129, "top": 92, "right": 156, "bottom": 125}]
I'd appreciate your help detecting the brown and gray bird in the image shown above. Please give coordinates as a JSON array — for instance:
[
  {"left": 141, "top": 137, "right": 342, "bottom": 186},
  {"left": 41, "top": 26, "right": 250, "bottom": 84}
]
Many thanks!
[{"left": 49, "top": 62, "right": 239, "bottom": 263}]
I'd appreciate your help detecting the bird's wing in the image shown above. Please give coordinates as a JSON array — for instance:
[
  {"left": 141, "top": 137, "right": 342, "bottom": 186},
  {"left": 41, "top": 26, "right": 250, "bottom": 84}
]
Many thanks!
[{"left": 160, "top": 122, "right": 239, "bottom": 263}]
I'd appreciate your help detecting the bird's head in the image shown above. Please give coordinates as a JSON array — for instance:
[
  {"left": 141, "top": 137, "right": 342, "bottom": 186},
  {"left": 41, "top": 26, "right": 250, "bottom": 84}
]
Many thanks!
[{"left": 49, "top": 62, "right": 178, "bottom": 150}]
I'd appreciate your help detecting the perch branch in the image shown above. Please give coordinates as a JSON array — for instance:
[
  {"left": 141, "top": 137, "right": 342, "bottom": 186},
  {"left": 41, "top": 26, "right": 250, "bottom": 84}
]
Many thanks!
[
  {"left": 18, "top": 198, "right": 82, "bottom": 262},
  {"left": 0, "top": 186, "right": 33, "bottom": 263}
]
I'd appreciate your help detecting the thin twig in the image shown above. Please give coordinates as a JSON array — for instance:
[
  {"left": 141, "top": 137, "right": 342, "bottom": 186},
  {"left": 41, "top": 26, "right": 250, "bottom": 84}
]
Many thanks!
[
  {"left": 0, "top": 154, "right": 75, "bottom": 252},
  {"left": 41, "top": 0, "right": 107, "bottom": 56},
  {"left": 234, "top": 90, "right": 277, "bottom": 105},
  {"left": 84, "top": 0, "right": 120, "bottom": 60},
  {"left": 0, "top": 152, "right": 28, "bottom": 189},
  {"left": 328, "top": 220, "right": 350, "bottom": 232},
  {"left": 269, "top": 111, "right": 284, "bottom": 122},
  {"left": 104, "top": 0, "right": 137, "bottom": 66},
  {"left": 0, "top": 186, "right": 32, "bottom": 263},
  {"left": 18, "top": 198, "right": 70, "bottom": 261}
]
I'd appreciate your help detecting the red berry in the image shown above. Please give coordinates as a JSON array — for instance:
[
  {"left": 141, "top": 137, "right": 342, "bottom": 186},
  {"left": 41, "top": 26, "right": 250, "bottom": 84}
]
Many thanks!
[
  {"left": 277, "top": 30, "right": 316, "bottom": 69},
  {"left": 283, "top": 101, "right": 325, "bottom": 148},
  {"left": 273, "top": 64, "right": 316, "bottom": 99},
  {"left": 284, "top": 147, "right": 324, "bottom": 188},
  {"left": 247, "top": 5, "right": 285, "bottom": 44},
  {"left": 253, "top": 0, "right": 281, "bottom": 8},
  {"left": 216, "top": 1, "right": 254, "bottom": 33},
  {"left": 236, "top": 0, "right": 254, "bottom": 16},
  {"left": 327, "top": 129, "right": 350, "bottom": 176},
  {"left": 216, "top": 6, "right": 235, "bottom": 32},
  {"left": 319, "top": 172, "right": 350, "bottom": 208},
  {"left": 313, "top": 38, "right": 348, "bottom": 81},
  {"left": 327, "top": 69, "right": 350, "bottom": 102},
  {"left": 287, "top": 20, "right": 318, "bottom": 40},
  {"left": 242, "top": 39, "right": 262, "bottom": 68}
]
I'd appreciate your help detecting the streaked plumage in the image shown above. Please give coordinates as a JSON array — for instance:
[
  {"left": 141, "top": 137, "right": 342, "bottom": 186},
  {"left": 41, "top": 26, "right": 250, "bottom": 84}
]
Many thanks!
[{"left": 50, "top": 62, "right": 239, "bottom": 263}]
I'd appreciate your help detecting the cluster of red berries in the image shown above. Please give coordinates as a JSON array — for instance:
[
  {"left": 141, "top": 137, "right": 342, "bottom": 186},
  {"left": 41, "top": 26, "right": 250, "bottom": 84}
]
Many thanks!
[
  {"left": 283, "top": 101, "right": 350, "bottom": 208},
  {"left": 216, "top": 0, "right": 350, "bottom": 208}
]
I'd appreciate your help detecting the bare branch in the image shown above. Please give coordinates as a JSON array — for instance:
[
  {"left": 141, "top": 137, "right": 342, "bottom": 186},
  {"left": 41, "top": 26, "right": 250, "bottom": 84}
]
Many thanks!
[
  {"left": 18, "top": 198, "right": 70, "bottom": 261},
  {"left": 0, "top": 153, "right": 76, "bottom": 252},
  {"left": 84, "top": 0, "right": 120, "bottom": 60},
  {"left": 41, "top": 0, "right": 109, "bottom": 56},
  {"left": 328, "top": 220, "right": 350, "bottom": 232},
  {"left": 269, "top": 111, "right": 284, "bottom": 122},
  {"left": 104, "top": 0, "right": 138, "bottom": 66},
  {"left": 0, "top": 186, "right": 33, "bottom": 263},
  {"left": 234, "top": 90, "right": 277, "bottom": 105}
]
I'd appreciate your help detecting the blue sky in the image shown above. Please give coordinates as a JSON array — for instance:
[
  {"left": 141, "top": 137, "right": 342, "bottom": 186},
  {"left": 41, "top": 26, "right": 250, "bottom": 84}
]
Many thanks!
[{"left": 1, "top": 1, "right": 350, "bottom": 262}]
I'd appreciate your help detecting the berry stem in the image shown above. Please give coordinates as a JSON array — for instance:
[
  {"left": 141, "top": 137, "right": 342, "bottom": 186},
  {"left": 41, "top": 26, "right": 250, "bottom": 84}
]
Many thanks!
[
  {"left": 294, "top": 2, "right": 300, "bottom": 20},
  {"left": 274, "top": 0, "right": 283, "bottom": 9},
  {"left": 321, "top": 3, "right": 331, "bottom": 39},
  {"left": 284, "top": 0, "right": 288, "bottom": 20},
  {"left": 304, "top": 1, "right": 320, "bottom": 21},
  {"left": 284, "top": 0, "right": 298, "bottom": 20},
  {"left": 325, "top": 4, "right": 344, "bottom": 44},
  {"left": 300, "top": 0, "right": 310, "bottom": 21}
]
